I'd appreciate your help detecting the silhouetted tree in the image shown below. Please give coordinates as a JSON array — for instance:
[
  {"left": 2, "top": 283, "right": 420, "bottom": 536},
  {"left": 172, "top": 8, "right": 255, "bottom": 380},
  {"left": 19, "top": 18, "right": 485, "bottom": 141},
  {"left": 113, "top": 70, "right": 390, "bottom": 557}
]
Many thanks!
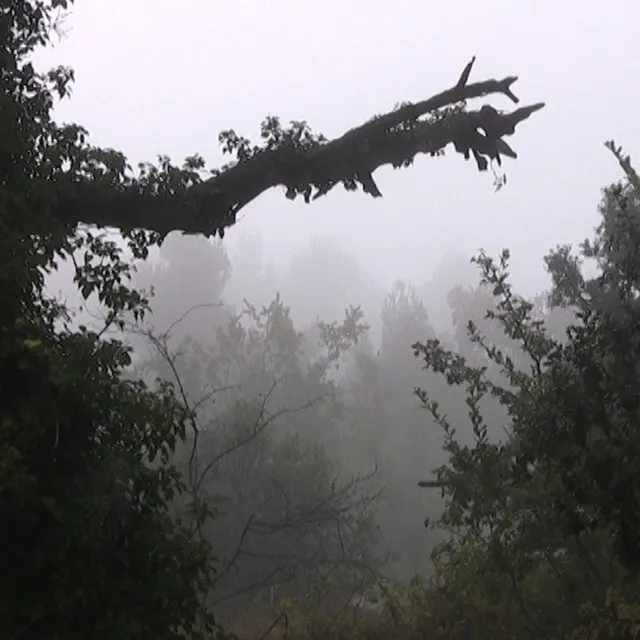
[
  {"left": 37, "top": 2, "right": 544, "bottom": 239},
  {"left": 1, "top": 3, "right": 217, "bottom": 637},
  {"left": 415, "top": 143, "right": 640, "bottom": 640}
]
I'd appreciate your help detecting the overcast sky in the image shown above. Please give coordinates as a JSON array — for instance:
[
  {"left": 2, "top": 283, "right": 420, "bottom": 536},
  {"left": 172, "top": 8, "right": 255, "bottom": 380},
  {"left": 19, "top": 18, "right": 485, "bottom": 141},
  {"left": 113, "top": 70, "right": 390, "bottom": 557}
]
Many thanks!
[{"left": 37, "top": 0, "right": 640, "bottom": 295}]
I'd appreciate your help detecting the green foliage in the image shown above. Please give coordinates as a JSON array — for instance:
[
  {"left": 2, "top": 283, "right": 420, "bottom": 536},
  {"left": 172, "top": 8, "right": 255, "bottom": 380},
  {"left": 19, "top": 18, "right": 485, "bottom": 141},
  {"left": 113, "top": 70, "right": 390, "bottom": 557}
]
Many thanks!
[
  {"left": 411, "top": 145, "right": 640, "bottom": 639},
  {"left": 5, "top": 4, "right": 637, "bottom": 640},
  {"left": 282, "top": 146, "right": 640, "bottom": 640},
  {"left": 1, "top": 2, "right": 220, "bottom": 637}
]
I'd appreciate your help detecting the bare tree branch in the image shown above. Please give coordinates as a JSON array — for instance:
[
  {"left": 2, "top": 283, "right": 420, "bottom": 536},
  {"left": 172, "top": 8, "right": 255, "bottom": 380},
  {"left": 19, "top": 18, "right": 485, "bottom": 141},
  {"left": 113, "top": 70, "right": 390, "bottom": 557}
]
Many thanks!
[
  {"left": 53, "top": 57, "right": 544, "bottom": 239},
  {"left": 211, "top": 513, "right": 256, "bottom": 589}
]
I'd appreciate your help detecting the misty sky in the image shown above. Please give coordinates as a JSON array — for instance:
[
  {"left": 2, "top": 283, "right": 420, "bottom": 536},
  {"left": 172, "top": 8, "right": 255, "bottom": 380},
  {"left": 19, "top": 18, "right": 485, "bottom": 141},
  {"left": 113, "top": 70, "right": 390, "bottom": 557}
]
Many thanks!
[{"left": 36, "top": 0, "right": 640, "bottom": 295}]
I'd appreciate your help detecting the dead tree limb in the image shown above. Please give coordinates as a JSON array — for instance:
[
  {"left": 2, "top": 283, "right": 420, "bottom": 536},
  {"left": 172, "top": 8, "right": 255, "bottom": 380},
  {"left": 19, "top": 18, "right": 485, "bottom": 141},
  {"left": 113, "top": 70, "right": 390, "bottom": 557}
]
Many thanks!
[{"left": 52, "top": 57, "right": 545, "bottom": 239}]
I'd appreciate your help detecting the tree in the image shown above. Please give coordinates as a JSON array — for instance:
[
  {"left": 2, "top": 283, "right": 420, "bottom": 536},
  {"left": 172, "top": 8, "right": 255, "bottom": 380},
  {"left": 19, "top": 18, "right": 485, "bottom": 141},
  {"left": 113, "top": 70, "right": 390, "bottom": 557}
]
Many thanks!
[
  {"left": 278, "top": 238, "right": 385, "bottom": 335},
  {"left": 1, "top": 3, "right": 218, "bottom": 637},
  {"left": 374, "top": 281, "right": 445, "bottom": 579},
  {"left": 2, "top": 1, "right": 546, "bottom": 636},
  {"left": 135, "top": 293, "right": 382, "bottom": 623},
  {"left": 414, "top": 142, "right": 640, "bottom": 639},
  {"left": 47, "top": 49, "right": 544, "bottom": 239},
  {"left": 129, "top": 232, "right": 232, "bottom": 353}
]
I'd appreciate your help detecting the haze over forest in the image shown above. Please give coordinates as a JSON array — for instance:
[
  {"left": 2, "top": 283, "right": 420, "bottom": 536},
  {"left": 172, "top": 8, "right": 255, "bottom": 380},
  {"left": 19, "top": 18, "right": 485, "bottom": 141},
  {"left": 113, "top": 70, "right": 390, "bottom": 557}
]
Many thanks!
[
  {"left": 34, "top": 0, "right": 640, "bottom": 582},
  {"left": 7, "top": 2, "right": 640, "bottom": 639}
]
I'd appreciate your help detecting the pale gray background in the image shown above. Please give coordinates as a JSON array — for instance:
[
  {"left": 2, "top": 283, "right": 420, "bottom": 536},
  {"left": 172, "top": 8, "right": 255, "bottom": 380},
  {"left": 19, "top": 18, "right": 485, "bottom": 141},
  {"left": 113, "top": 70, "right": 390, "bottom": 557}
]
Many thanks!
[{"left": 36, "top": 0, "right": 640, "bottom": 295}]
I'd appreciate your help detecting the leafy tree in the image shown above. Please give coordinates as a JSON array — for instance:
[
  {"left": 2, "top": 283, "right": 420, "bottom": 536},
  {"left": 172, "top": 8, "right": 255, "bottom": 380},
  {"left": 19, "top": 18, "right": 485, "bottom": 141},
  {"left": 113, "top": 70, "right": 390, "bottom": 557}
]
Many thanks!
[
  {"left": 278, "top": 238, "right": 386, "bottom": 336},
  {"left": 341, "top": 333, "right": 387, "bottom": 477},
  {"left": 1, "top": 2, "right": 218, "bottom": 637},
  {"left": 414, "top": 143, "right": 640, "bottom": 639},
  {"left": 224, "top": 233, "right": 281, "bottom": 313},
  {"left": 135, "top": 293, "right": 382, "bottom": 622},
  {"left": 2, "top": 1, "right": 546, "bottom": 636},
  {"left": 128, "top": 232, "right": 232, "bottom": 358},
  {"left": 373, "top": 281, "right": 445, "bottom": 579}
]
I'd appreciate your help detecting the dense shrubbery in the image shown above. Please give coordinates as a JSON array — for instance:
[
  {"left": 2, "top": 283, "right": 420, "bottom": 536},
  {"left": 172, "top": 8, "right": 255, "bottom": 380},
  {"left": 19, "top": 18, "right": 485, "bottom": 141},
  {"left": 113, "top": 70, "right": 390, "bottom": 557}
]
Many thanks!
[{"left": 1, "top": 3, "right": 217, "bottom": 638}]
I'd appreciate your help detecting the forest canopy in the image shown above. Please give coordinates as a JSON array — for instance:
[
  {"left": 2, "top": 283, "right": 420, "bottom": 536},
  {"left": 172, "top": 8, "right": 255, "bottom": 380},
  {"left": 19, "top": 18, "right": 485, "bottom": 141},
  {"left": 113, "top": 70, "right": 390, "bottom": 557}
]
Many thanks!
[{"left": 5, "top": 2, "right": 640, "bottom": 640}]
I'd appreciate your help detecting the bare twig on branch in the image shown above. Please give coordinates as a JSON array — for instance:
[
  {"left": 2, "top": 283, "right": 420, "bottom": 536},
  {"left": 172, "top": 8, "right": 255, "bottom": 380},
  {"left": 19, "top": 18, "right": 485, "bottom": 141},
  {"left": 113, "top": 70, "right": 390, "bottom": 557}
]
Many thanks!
[{"left": 53, "top": 57, "right": 545, "bottom": 239}]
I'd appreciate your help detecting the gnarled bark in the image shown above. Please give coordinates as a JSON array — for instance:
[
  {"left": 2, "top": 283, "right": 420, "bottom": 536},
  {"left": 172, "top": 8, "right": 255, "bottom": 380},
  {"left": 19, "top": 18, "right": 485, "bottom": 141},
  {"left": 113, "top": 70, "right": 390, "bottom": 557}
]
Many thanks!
[{"left": 53, "top": 57, "right": 544, "bottom": 239}]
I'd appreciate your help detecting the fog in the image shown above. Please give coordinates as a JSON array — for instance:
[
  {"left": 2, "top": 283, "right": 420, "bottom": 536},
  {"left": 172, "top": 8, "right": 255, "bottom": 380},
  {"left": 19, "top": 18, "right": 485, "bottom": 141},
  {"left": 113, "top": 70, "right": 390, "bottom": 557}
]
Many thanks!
[
  {"left": 33, "top": 0, "right": 638, "bottom": 624},
  {"left": 39, "top": 0, "right": 640, "bottom": 294}
]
